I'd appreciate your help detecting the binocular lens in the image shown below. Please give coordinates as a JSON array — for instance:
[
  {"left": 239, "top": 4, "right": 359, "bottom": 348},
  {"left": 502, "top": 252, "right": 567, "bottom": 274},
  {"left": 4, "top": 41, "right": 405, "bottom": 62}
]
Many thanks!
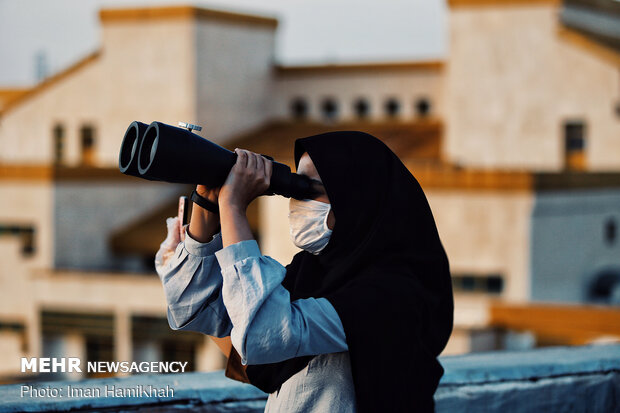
[
  {"left": 118, "top": 121, "right": 149, "bottom": 176},
  {"left": 138, "top": 124, "right": 159, "bottom": 176}
]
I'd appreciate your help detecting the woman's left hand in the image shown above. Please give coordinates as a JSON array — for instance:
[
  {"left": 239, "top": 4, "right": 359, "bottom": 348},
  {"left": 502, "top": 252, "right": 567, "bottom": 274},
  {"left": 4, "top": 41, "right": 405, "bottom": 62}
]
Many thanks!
[{"left": 219, "top": 148, "right": 273, "bottom": 212}]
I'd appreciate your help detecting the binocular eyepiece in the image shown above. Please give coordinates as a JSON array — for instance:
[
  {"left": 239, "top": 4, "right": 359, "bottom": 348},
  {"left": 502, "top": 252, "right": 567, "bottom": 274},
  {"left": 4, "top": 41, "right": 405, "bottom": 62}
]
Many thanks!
[{"left": 118, "top": 121, "right": 318, "bottom": 200}]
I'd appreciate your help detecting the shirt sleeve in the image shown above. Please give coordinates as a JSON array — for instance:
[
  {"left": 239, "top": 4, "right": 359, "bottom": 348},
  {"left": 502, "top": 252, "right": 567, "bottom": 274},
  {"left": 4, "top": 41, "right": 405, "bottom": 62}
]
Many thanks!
[
  {"left": 156, "top": 227, "right": 232, "bottom": 338},
  {"left": 215, "top": 239, "right": 348, "bottom": 366}
]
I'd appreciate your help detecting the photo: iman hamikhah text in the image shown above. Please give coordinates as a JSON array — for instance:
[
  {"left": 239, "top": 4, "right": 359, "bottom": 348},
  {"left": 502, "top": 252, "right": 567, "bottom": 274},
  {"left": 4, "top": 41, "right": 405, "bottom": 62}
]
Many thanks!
[{"left": 21, "top": 384, "right": 174, "bottom": 398}]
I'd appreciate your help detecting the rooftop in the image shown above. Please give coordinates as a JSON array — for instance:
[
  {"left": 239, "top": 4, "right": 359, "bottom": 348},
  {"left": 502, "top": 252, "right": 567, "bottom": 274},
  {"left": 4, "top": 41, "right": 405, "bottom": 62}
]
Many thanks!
[{"left": 2, "top": 344, "right": 618, "bottom": 412}]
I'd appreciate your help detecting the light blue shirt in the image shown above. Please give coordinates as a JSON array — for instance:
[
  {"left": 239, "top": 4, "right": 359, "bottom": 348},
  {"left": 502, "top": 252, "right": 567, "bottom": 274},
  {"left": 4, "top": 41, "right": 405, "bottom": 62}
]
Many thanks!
[{"left": 156, "top": 231, "right": 348, "bottom": 366}]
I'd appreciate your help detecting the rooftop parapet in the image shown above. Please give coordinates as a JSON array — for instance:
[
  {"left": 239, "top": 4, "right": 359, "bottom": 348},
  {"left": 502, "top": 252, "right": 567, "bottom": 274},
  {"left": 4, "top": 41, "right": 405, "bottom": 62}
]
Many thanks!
[{"left": 1, "top": 344, "right": 618, "bottom": 412}]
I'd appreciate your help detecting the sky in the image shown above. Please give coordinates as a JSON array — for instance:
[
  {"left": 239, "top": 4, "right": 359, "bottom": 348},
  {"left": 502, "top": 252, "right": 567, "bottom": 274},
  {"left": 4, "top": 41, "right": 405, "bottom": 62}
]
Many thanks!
[{"left": 0, "top": 0, "right": 447, "bottom": 87}]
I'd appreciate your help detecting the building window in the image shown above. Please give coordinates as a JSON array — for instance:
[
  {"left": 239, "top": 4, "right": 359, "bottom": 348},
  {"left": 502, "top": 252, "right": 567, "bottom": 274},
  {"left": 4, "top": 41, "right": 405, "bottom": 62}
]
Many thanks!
[
  {"left": 587, "top": 270, "right": 620, "bottom": 305},
  {"left": 384, "top": 98, "right": 400, "bottom": 118},
  {"left": 290, "top": 98, "right": 308, "bottom": 120},
  {"left": 452, "top": 273, "right": 504, "bottom": 295},
  {"left": 353, "top": 98, "right": 370, "bottom": 119},
  {"left": 85, "top": 336, "right": 115, "bottom": 376},
  {"left": 80, "top": 125, "right": 96, "bottom": 166},
  {"left": 415, "top": 98, "right": 431, "bottom": 117},
  {"left": 605, "top": 218, "right": 617, "bottom": 246},
  {"left": 321, "top": 98, "right": 338, "bottom": 121},
  {"left": 563, "top": 121, "right": 586, "bottom": 171},
  {"left": 41, "top": 310, "right": 115, "bottom": 377},
  {"left": 0, "top": 225, "right": 35, "bottom": 255},
  {"left": 53, "top": 124, "right": 64, "bottom": 165},
  {"left": 132, "top": 316, "right": 203, "bottom": 372}
]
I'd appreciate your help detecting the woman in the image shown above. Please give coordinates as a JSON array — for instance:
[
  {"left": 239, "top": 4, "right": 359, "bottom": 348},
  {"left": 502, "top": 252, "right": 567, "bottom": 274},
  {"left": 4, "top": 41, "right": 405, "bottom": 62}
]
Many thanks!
[{"left": 156, "top": 131, "right": 454, "bottom": 412}]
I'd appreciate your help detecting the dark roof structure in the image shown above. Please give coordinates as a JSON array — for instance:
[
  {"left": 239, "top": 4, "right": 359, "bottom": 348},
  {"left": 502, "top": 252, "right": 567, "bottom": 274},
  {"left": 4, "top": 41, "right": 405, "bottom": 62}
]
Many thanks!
[{"left": 220, "top": 119, "right": 444, "bottom": 167}]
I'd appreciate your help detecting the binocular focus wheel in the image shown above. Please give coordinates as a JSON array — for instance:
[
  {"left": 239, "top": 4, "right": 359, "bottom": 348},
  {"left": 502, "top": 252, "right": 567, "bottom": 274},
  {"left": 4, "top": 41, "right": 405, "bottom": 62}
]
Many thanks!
[{"left": 178, "top": 122, "right": 202, "bottom": 132}]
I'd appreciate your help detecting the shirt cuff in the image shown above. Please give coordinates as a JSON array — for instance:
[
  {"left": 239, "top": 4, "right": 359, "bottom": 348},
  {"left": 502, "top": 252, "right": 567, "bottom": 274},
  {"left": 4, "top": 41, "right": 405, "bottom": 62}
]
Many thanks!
[
  {"left": 215, "top": 239, "right": 262, "bottom": 269},
  {"left": 183, "top": 226, "right": 222, "bottom": 257}
]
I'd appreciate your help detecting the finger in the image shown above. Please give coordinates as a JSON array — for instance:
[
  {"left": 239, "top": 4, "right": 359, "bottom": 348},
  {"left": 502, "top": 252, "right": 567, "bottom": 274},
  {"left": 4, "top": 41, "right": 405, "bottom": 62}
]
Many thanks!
[
  {"left": 235, "top": 148, "right": 247, "bottom": 169},
  {"left": 255, "top": 152, "right": 265, "bottom": 174},
  {"left": 245, "top": 150, "right": 256, "bottom": 171},
  {"left": 264, "top": 156, "right": 273, "bottom": 180},
  {"left": 196, "top": 184, "right": 208, "bottom": 196}
]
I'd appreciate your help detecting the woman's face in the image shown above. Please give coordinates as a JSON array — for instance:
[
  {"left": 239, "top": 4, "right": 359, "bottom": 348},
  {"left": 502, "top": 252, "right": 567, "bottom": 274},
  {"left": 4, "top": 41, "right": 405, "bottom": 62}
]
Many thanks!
[{"left": 297, "top": 152, "right": 335, "bottom": 230}]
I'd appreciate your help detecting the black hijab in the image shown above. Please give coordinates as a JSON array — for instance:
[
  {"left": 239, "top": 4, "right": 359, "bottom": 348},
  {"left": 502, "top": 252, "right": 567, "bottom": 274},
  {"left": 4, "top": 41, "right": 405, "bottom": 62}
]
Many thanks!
[{"left": 242, "top": 131, "right": 454, "bottom": 412}]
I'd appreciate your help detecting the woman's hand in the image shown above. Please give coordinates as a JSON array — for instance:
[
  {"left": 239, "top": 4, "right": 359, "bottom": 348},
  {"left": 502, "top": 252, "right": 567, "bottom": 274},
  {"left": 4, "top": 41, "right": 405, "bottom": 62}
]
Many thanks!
[
  {"left": 188, "top": 184, "right": 221, "bottom": 243},
  {"left": 219, "top": 148, "right": 273, "bottom": 212},
  {"left": 196, "top": 184, "right": 220, "bottom": 204},
  {"left": 155, "top": 216, "right": 183, "bottom": 274}
]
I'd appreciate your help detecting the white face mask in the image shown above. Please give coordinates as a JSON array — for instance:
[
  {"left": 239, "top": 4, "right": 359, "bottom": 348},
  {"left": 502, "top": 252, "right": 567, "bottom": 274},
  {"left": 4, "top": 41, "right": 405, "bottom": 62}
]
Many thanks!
[{"left": 288, "top": 198, "right": 333, "bottom": 255}]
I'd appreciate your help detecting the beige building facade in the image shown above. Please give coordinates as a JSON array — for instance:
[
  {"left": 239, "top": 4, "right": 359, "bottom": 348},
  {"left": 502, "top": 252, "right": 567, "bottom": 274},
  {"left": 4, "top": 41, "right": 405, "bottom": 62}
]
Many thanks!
[
  {"left": 0, "top": 0, "right": 619, "bottom": 377},
  {"left": 273, "top": 62, "right": 444, "bottom": 122},
  {"left": 445, "top": 0, "right": 620, "bottom": 171}
]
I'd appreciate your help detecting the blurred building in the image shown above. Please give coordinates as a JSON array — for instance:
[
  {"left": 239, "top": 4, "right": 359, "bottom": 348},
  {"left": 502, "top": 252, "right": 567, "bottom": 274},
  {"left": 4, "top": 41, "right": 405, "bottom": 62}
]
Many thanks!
[{"left": 0, "top": 0, "right": 619, "bottom": 381}]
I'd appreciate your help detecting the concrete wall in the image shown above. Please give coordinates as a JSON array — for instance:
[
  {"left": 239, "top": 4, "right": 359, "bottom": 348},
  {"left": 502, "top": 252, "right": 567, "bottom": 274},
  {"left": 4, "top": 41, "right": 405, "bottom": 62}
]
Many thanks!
[
  {"left": 97, "top": 18, "right": 196, "bottom": 166},
  {"left": 0, "top": 239, "right": 35, "bottom": 323},
  {"left": 274, "top": 69, "right": 443, "bottom": 122},
  {"left": 0, "top": 18, "right": 195, "bottom": 167},
  {"left": 53, "top": 180, "right": 184, "bottom": 271},
  {"left": 0, "top": 182, "right": 54, "bottom": 269},
  {"left": 0, "top": 13, "right": 278, "bottom": 165},
  {"left": 0, "top": 58, "right": 102, "bottom": 165},
  {"left": 0, "top": 238, "right": 37, "bottom": 369},
  {"left": 445, "top": 3, "right": 620, "bottom": 171},
  {"left": 0, "top": 330, "right": 24, "bottom": 377},
  {"left": 427, "top": 189, "right": 534, "bottom": 301},
  {"left": 258, "top": 195, "right": 299, "bottom": 264},
  {"left": 30, "top": 271, "right": 166, "bottom": 316},
  {"left": 194, "top": 20, "right": 276, "bottom": 144},
  {"left": 531, "top": 188, "right": 620, "bottom": 303}
]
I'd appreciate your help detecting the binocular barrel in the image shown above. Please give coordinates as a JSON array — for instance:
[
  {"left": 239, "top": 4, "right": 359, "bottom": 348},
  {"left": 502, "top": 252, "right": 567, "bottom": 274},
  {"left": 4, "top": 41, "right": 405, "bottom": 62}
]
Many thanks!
[
  {"left": 118, "top": 121, "right": 149, "bottom": 177},
  {"left": 118, "top": 121, "right": 318, "bottom": 200}
]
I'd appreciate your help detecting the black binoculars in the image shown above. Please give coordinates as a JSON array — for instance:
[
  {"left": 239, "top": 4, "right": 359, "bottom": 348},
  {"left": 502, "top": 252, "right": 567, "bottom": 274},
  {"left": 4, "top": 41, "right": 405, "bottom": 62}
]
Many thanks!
[{"left": 118, "top": 121, "right": 318, "bottom": 200}]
